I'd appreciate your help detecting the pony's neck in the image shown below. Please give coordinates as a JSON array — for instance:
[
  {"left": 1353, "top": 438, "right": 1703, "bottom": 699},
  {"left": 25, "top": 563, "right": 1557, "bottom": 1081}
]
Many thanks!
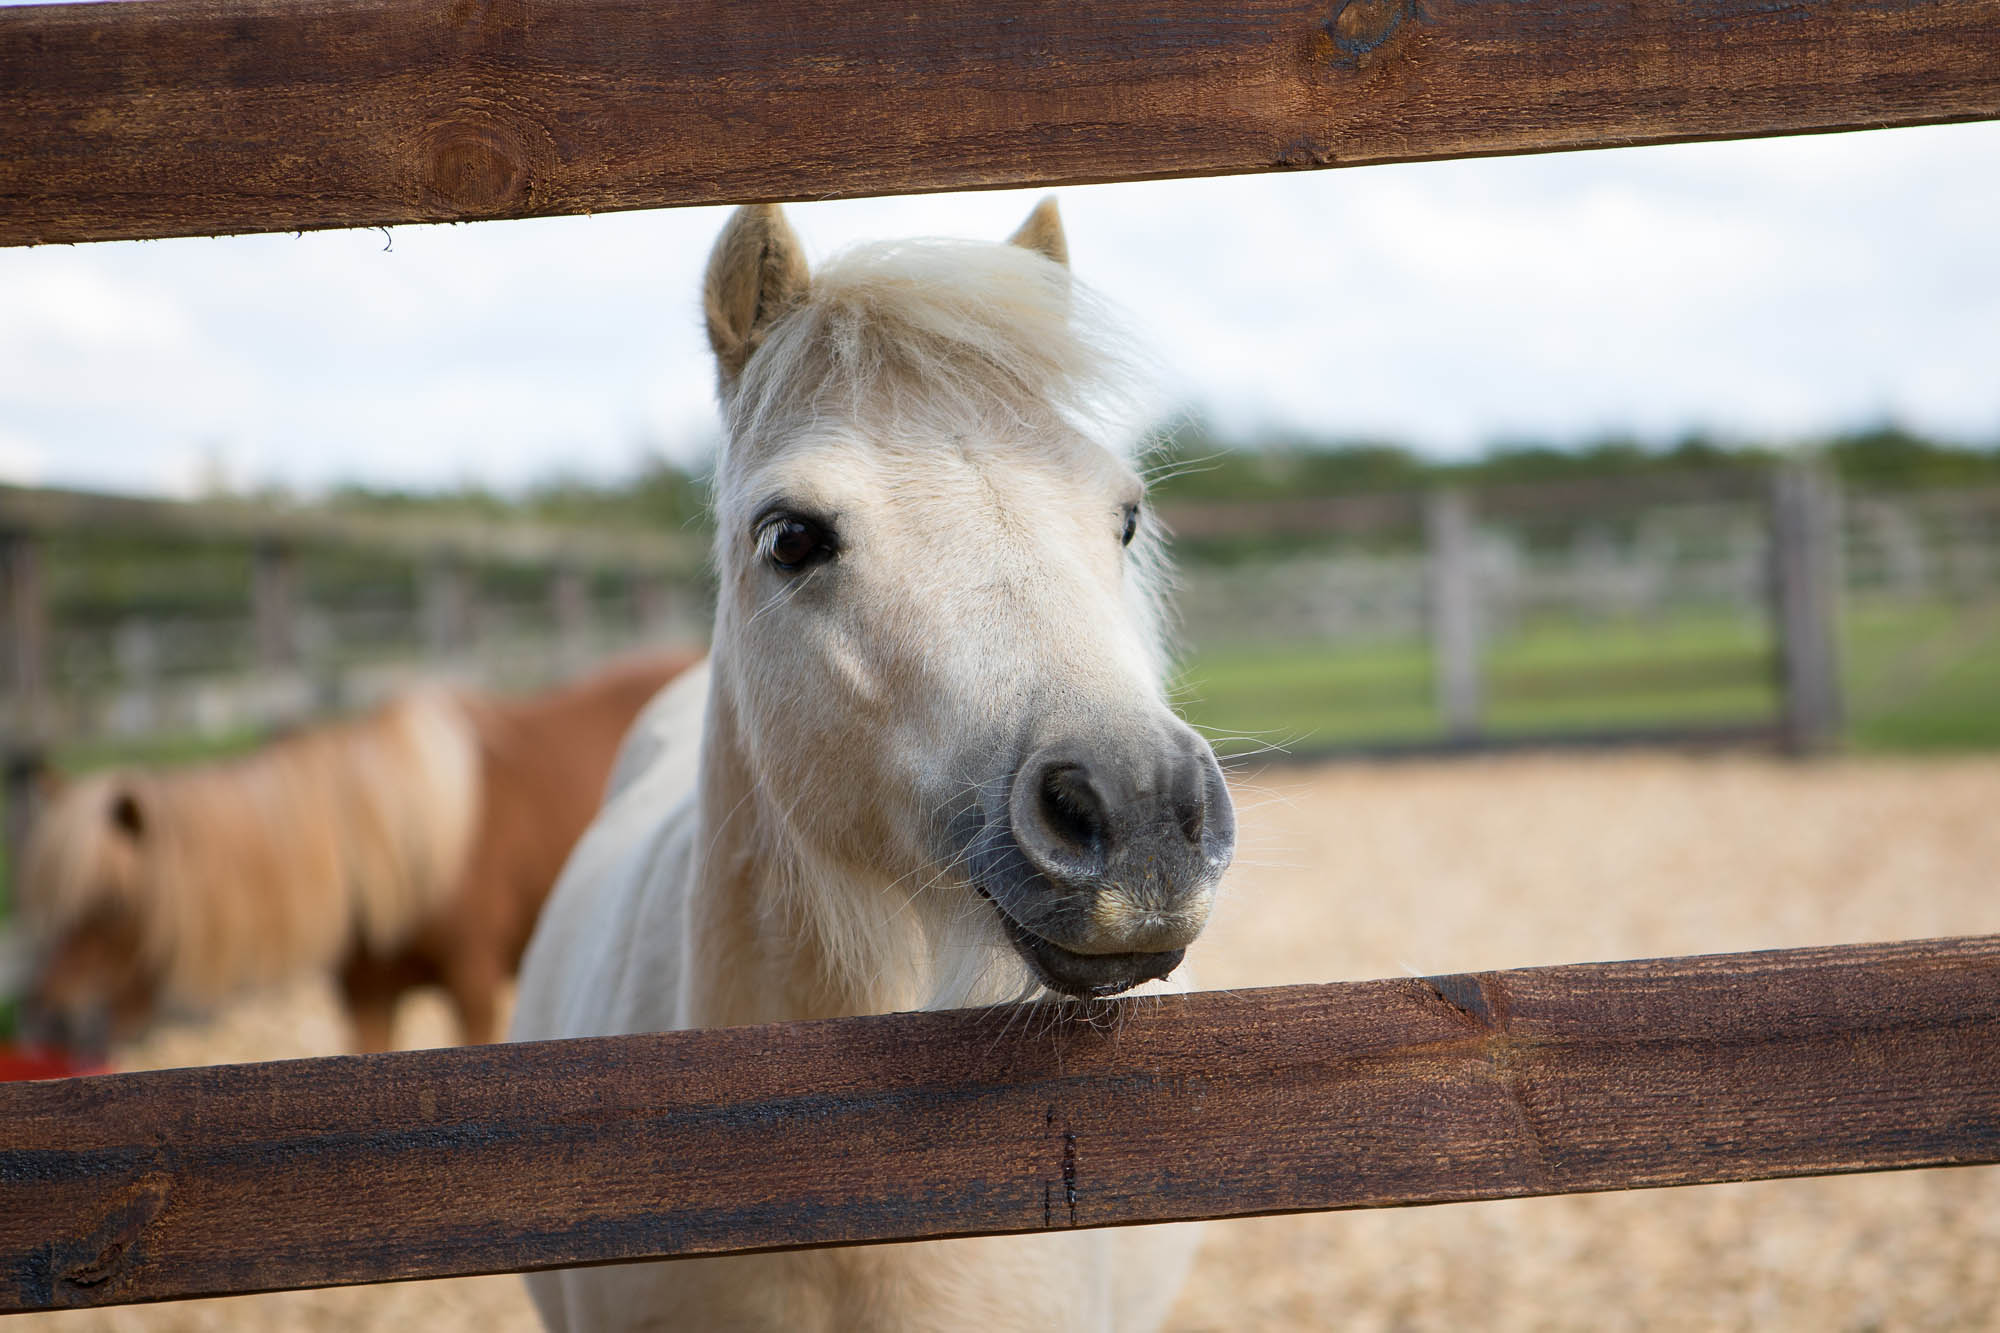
[{"left": 686, "top": 679, "right": 1029, "bottom": 1027}]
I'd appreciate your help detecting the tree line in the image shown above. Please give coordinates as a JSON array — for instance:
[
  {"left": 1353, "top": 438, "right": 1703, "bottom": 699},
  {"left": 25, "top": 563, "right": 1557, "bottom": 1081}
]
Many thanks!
[{"left": 321, "top": 422, "right": 2000, "bottom": 531}]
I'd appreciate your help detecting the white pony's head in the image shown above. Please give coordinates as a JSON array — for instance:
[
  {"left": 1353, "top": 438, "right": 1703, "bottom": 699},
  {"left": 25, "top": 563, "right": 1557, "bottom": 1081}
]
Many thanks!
[{"left": 701, "top": 200, "right": 1234, "bottom": 1001}]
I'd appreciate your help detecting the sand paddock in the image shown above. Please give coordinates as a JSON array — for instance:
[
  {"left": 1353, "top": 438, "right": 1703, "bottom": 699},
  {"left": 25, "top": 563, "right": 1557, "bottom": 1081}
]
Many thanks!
[{"left": 22, "top": 750, "right": 2000, "bottom": 1332}]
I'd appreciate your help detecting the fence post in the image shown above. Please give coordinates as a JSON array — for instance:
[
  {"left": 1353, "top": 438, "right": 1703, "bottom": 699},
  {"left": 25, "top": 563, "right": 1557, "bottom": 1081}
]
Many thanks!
[
  {"left": 2, "top": 533, "right": 48, "bottom": 743},
  {"left": 251, "top": 537, "right": 299, "bottom": 670},
  {"left": 422, "top": 554, "right": 475, "bottom": 661},
  {"left": 552, "top": 560, "right": 591, "bottom": 667},
  {"left": 112, "top": 618, "right": 162, "bottom": 735},
  {"left": 632, "top": 569, "right": 671, "bottom": 643},
  {"left": 1, "top": 746, "right": 43, "bottom": 900},
  {"left": 1426, "top": 490, "right": 1483, "bottom": 742},
  {"left": 1768, "top": 462, "right": 1844, "bottom": 755}
]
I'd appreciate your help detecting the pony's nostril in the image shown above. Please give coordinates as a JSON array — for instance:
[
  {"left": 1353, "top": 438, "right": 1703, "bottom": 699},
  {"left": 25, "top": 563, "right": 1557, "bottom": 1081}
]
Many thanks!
[
  {"left": 1165, "top": 738, "right": 1218, "bottom": 849},
  {"left": 1038, "top": 764, "right": 1106, "bottom": 856},
  {"left": 1176, "top": 788, "right": 1206, "bottom": 845}
]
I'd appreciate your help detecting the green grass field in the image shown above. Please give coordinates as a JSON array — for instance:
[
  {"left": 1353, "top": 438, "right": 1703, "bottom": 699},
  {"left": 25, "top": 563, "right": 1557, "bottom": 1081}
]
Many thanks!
[
  {"left": 1174, "top": 598, "right": 2000, "bottom": 756},
  {"left": 1844, "top": 600, "right": 2000, "bottom": 750}
]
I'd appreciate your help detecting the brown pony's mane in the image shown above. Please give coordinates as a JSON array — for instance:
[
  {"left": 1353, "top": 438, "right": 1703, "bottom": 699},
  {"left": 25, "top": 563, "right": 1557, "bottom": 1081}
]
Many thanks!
[{"left": 20, "top": 692, "right": 478, "bottom": 1008}]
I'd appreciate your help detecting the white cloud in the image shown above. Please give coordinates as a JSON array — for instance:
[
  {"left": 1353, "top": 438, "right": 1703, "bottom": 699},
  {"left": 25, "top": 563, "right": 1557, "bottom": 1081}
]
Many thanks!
[
  {"left": 0, "top": 428, "right": 45, "bottom": 485},
  {"left": 0, "top": 264, "right": 191, "bottom": 349}
]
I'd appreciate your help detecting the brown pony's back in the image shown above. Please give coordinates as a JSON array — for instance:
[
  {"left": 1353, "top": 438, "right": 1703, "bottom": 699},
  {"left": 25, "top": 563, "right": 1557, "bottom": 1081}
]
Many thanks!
[{"left": 338, "top": 651, "right": 701, "bottom": 1049}]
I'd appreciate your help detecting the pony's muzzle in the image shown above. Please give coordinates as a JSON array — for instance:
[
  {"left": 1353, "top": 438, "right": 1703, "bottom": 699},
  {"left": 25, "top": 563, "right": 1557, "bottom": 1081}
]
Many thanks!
[{"left": 1004, "top": 724, "right": 1235, "bottom": 963}]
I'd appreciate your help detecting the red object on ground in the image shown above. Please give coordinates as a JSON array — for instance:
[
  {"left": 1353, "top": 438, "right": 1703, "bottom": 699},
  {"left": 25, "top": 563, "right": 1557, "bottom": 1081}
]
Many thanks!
[{"left": 0, "top": 1044, "right": 106, "bottom": 1081}]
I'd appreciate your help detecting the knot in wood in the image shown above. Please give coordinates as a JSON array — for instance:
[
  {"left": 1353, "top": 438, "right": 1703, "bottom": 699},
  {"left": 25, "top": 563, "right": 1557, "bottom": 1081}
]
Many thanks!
[
  {"left": 1276, "top": 137, "right": 1337, "bottom": 168},
  {"left": 42, "top": 1171, "right": 172, "bottom": 1307},
  {"left": 428, "top": 125, "right": 528, "bottom": 212},
  {"left": 1324, "top": 0, "right": 1415, "bottom": 67},
  {"left": 1422, "top": 971, "right": 1496, "bottom": 1028}
]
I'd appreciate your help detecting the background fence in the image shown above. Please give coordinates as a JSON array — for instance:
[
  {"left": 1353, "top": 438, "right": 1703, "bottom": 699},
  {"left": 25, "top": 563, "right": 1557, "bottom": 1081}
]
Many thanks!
[
  {"left": 1165, "top": 471, "right": 2000, "bottom": 757},
  {"left": 4, "top": 469, "right": 1996, "bottom": 763},
  {"left": 0, "top": 485, "right": 706, "bottom": 755}
]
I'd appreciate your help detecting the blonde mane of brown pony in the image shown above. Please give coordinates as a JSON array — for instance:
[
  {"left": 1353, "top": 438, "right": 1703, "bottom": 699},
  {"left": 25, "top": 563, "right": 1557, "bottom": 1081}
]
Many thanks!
[{"left": 19, "top": 692, "right": 479, "bottom": 1009}]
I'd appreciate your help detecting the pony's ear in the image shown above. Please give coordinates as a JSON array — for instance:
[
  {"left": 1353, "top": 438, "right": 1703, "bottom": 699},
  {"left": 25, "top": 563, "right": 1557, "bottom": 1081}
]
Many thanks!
[
  {"left": 704, "top": 203, "right": 811, "bottom": 391},
  {"left": 1006, "top": 196, "right": 1069, "bottom": 269},
  {"left": 108, "top": 788, "right": 145, "bottom": 840}
]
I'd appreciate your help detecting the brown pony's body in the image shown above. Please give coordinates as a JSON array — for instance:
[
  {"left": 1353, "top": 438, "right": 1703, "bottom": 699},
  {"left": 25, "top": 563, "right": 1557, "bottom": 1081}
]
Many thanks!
[
  {"left": 337, "top": 653, "right": 699, "bottom": 1048},
  {"left": 19, "top": 652, "right": 698, "bottom": 1054}
]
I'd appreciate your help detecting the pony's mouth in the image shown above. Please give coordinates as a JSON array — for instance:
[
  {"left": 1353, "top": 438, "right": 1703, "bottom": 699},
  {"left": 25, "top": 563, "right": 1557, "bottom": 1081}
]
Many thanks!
[{"left": 982, "top": 892, "right": 1185, "bottom": 999}]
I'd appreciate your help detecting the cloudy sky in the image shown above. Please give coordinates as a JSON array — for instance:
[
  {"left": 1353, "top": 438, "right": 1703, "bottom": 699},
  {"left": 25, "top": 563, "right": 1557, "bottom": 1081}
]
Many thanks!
[{"left": 2, "top": 119, "right": 1996, "bottom": 498}]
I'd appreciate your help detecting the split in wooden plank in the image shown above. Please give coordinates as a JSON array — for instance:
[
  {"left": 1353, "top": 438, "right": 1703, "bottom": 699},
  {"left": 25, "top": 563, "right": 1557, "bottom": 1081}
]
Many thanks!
[
  {"left": 4, "top": 934, "right": 1998, "bottom": 1313},
  {"left": 4, "top": 0, "right": 1999, "bottom": 245}
]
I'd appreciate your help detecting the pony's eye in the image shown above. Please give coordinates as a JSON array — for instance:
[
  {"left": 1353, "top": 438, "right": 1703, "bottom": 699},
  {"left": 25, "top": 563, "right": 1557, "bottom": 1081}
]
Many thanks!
[
  {"left": 1120, "top": 505, "right": 1140, "bottom": 548},
  {"left": 759, "top": 515, "right": 836, "bottom": 572}
]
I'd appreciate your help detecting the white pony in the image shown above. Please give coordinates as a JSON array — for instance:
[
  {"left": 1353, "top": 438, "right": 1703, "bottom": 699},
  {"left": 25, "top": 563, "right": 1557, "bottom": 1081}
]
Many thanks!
[{"left": 510, "top": 199, "right": 1236, "bottom": 1332}]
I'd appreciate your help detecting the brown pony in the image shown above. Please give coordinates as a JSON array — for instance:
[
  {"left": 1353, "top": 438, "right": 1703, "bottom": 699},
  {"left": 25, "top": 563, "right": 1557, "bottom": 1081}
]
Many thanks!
[{"left": 15, "top": 652, "right": 697, "bottom": 1054}]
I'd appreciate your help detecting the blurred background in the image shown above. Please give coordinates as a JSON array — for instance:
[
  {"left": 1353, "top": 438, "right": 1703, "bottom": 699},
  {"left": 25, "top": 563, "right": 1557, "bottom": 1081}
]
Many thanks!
[
  {"left": 1, "top": 121, "right": 1995, "bottom": 768},
  {"left": 5, "top": 120, "right": 2000, "bottom": 1330}
]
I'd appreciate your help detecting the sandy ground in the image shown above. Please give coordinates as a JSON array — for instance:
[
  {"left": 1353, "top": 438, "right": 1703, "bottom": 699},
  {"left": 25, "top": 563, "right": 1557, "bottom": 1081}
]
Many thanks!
[{"left": 21, "top": 750, "right": 2000, "bottom": 1332}]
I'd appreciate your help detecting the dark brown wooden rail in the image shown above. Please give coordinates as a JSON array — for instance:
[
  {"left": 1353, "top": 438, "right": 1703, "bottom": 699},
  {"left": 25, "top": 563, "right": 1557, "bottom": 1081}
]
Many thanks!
[
  {"left": 3, "top": 0, "right": 1999, "bottom": 246},
  {"left": 5, "top": 935, "right": 1998, "bottom": 1313}
]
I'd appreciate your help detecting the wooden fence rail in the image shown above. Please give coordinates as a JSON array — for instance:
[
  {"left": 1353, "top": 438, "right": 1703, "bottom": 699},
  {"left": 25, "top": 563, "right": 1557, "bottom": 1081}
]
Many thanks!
[
  {"left": 3, "top": 0, "right": 1999, "bottom": 246},
  {"left": 5, "top": 934, "right": 1998, "bottom": 1314},
  {"left": 0, "top": 485, "right": 701, "bottom": 575}
]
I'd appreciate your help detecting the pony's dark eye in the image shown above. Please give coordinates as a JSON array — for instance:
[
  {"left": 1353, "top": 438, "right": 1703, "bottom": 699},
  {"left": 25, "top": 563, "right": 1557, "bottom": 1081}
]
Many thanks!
[
  {"left": 1120, "top": 505, "right": 1140, "bottom": 548},
  {"left": 759, "top": 514, "right": 836, "bottom": 572}
]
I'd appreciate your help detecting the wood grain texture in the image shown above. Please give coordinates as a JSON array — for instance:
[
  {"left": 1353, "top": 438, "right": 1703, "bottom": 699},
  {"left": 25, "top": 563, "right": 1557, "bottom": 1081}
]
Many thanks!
[
  {"left": 2, "top": 0, "right": 1998, "bottom": 245},
  {"left": 4, "top": 935, "right": 1999, "bottom": 1312}
]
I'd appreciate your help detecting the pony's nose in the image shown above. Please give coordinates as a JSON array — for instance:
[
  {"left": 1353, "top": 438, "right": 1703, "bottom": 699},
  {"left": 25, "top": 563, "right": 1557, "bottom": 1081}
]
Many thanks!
[{"left": 1009, "top": 726, "right": 1234, "bottom": 922}]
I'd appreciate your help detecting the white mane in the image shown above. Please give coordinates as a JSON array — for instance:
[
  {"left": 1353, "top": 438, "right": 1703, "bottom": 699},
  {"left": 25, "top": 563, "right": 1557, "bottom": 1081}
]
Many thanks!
[{"left": 727, "top": 237, "right": 1153, "bottom": 458}]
